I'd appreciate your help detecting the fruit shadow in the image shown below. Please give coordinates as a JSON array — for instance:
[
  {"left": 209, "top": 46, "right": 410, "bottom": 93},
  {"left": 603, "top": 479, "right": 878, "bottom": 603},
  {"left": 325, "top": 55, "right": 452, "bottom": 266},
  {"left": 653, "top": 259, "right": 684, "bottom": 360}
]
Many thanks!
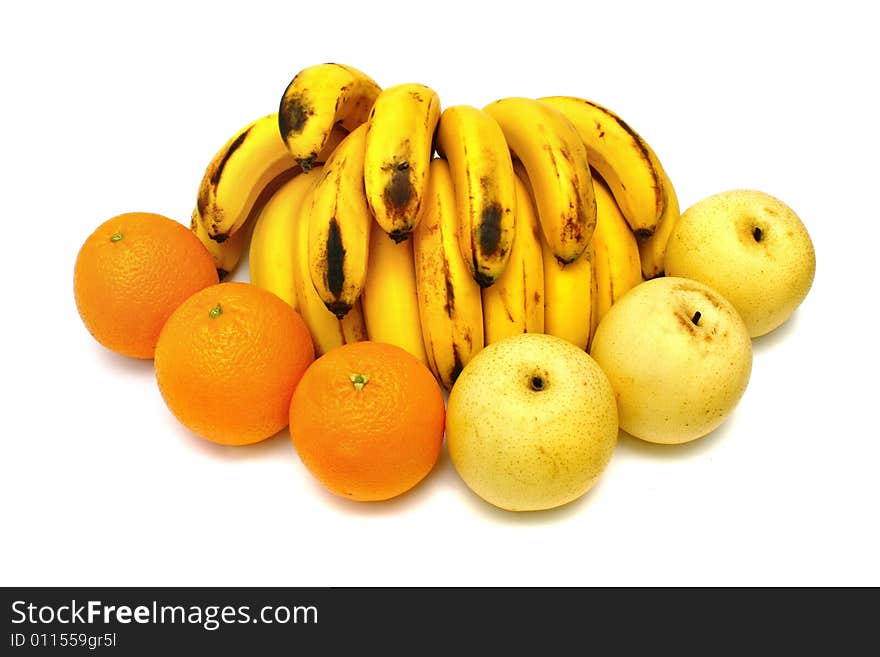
[
  {"left": 613, "top": 419, "right": 734, "bottom": 460},
  {"left": 750, "top": 311, "right": 800, "bottom": 355},
  {"left": 92, "top": 343, "right": 157, "bottom": 377},
  {"left": 176, "top": 425, "right": 296, "bottom": 462}
]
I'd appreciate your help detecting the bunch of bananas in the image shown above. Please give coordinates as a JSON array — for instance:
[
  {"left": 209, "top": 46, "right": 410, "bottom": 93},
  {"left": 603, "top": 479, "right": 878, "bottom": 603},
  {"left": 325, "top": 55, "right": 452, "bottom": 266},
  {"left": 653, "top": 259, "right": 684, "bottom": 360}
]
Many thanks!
[{"left": 191, "top": 63, "right": 681, "bottom": 390}]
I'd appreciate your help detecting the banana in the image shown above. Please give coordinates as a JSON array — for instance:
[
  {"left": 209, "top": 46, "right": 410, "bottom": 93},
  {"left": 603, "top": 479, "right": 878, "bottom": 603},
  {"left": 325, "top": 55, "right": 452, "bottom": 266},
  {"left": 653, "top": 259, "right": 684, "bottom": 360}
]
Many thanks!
[
  {"left": 292, "top": 169, "right": 368, "bottom": 355},
  {"left": 592, "top": 174, "right": 644, "bottom": 322},
  {"left": 249, "top": 166, "right": 367, "bottom": 354},
  {"left": 482, "top": 175, "right": 544, "bottom": 345},
  {"left": 197, "top": 113, "right": 297, "bottom": 242},
  {"left": 192, "top": 167, "right": 297, "bottom": 279},
  {"left": 248, "top": 171, "right": 310, "bottom": 309},
  {"left": 364, "top": 83, "right": 441, "bottom": 241},
  {"left": 278, "top": 63, "right": 381, "bottom": 171},
  {"left": 483, "top": 97, "right": 595, "bottom": 264},
  {"left": 514, "top": 160, "right": 595, "bottom": 350},
  {"left": 361, "top": 218, "right": 428, "bottom": 364},
  {"left": 248, "top": 166, "right": 326, "bottom": 308},
  {"left": 193, "top": 123, "right": 346, "bottom": 279},
  {"left": 540, "top": 222, "right": 597, "bottom": 351},
  {"left": 539, "top": 95, "right": 666, "bottom": 238},
  {"left": 307, "top": 124, "right": 372, "bottom": 319},
  {"left": 637, "top": 163, "right": 681, "bottom": 279},
  {"left": 435, "top": 105, "right": 516, "bottom": 288},
  {"left": 412, "top": 158, "right": 484, "bottom": 390}
]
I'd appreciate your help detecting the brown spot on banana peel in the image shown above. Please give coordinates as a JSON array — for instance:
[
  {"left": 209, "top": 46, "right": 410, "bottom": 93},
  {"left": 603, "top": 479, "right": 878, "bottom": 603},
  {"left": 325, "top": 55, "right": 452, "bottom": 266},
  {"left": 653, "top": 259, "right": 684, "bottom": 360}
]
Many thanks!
[
  {"left": 449, "top": 344, "right": 465, "bottom": 387},
  {"left": 196, "top": 182, "right": 210, "bottom": 218},
  {"left": 279, "top": 91, "right": 313, "bottom": 138},
  {"left": 325, "top": 218, "right": 347, "bottom": 316},
  {"left": 211, "top": 128, "right": 251, "bottom": 187},
  {"left": 472, "top": 257, "right": 495, "bottom": 288},
  {"left": 383, "top": 163, "right": 415, "bottom": 238},
  {"left": 440, "top": 249, "right": 456, "bottom": 315},
  {"left": 478, "top": 204, "right": 503, "bottom": 257}
]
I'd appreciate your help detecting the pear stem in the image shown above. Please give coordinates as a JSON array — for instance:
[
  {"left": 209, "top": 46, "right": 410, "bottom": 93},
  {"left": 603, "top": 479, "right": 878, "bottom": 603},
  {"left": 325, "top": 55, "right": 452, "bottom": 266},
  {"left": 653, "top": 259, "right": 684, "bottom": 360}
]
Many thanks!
[{"left": 692, "top": 311, "right": 702, "bottom": 326}]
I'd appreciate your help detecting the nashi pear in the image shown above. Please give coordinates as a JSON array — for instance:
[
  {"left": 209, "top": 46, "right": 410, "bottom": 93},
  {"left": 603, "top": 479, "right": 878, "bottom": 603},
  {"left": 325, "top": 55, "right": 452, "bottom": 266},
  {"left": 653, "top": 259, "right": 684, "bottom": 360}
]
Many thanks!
[
  {"left": 446, "top": 333, "right": 618, "bottom": 512},
  {"left": 665, "top": 190, "right": 815, "bottom": 337},
  {"left": 590, "top": 277, "right": 752, "bottom": 445}
]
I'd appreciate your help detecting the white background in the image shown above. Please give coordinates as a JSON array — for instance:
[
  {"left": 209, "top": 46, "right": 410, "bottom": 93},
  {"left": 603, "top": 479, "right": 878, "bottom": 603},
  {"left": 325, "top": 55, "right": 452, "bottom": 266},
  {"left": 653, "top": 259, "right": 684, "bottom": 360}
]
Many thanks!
[{"left": 2, "top": 0, "right": 877, "bottom": 586}]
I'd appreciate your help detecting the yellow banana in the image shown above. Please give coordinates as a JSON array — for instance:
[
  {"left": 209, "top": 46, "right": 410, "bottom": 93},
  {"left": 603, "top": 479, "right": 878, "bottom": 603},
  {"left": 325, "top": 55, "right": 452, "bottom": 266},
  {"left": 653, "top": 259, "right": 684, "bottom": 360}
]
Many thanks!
[
  {"left": 540, "top": 96, "right": 666, "bottom": 238},
  {"left": 514, "top": 160, "right": 595, "bottom": 350},
  {"left": 482, "top": 175, "right": 545, "bottom": 345},
  {"left": 197, "top": 113, "right": 297, "bottom": 242},
  {"left": 637, "top": 163, "right": 681, "bottom": 279},
  {"left": 307, "top": 124, "right": 371, "bottom": 319},
  {"left": 483, "top": 97, "right": 595, "bottom": 264},
  {"left": 540, "top": 223, "right": 596, "bottom": 351},
  {"left": 435, "top": 105, "right": 516, "bottom": 288},
  {"left": 364, "top": 83, "right": 441, "bottom": 241},
  {"left": 193, "top": 124, "right": 346, "bottom": 279},
  {"left": 291, "top": 169, "right": 368, "bottom": 355},
  {"left": 413, "top": 158, "right": 484, "bottom": 390},
  {"left": 592, "top": 174, "right": 644, "bottom": 322},
  {"left": 361, "top": 219, "right": 428, "bottom": 364},
  {"left": 278, "top": 63, "right": 381, "bottom": 171},
  {"left": 248, "top": 172, "right": 311, "bottom": 309},
  {"left": 192, "top": 167, "right": 296, "bottom": 279}
]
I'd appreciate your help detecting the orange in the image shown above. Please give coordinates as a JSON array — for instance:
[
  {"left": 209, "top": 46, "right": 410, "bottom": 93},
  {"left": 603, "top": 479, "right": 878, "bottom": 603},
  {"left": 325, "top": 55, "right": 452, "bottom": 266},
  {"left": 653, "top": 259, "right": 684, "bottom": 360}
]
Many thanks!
[
  {"left": 74, "top": 212, "right": 219, "bottom": 359},
  {"left": 155, "top": 282, "right": 314, "bottom": 445},
  {"left": 289, "top": 341, "right": 446, "bottom": 501}
]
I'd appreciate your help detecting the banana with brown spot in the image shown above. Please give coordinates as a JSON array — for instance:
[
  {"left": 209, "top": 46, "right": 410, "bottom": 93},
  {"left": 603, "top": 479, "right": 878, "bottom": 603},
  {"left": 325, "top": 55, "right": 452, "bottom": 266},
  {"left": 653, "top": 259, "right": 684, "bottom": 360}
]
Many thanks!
[
  {"left": 192, "top": 122, "right": 346, "bottom": 278},
  {"left": 413, "top": 158, "right": 485, "bottom": 390},
  {"left": 435, "top": 105, "right": 516, "bottom": 288},
  {"left": 364, "top": 83, "right": 441, "bottom": 241},
  {"left": 307, "top": 124, "right": 372, "bottom": 319},
  {"left": 286, "top": 168, "right": 367, "bottom": 355},
  {"left": 592, "top": 174, "right": 644, "bottom": 322},
  {"left": 540, "top": 96, "right": 667, "bottom": 238},
  {"left": 481, "top": 175, "right": 545, "bottom": 345},
  {"left": 513, "top": 159, "right": 596, "bottom": 350},
  {"left": 278, "top": 63, "right": 381, "bottom": 171},
  {"left": 192, "top": 167, "right": 296, "bottom": 280},
  {"left": 637, "top": 163, "right": 681, "bottom": 279},
  {"left": 513, "top": 167, "right": 597, "bottom": 351},
  {"left": 483, "top": 97, "right": 595, "bottom": 264},
  {"left": 196, "top": 113, "right": 298, "bottom": 243}
]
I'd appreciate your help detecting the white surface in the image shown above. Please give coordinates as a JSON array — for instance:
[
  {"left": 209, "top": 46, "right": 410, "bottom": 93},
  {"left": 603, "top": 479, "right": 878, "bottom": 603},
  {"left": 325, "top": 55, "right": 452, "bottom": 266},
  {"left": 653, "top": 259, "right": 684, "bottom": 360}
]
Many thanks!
[{"left": 2, "top": 0, "right": 877, "bottom": 586}]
